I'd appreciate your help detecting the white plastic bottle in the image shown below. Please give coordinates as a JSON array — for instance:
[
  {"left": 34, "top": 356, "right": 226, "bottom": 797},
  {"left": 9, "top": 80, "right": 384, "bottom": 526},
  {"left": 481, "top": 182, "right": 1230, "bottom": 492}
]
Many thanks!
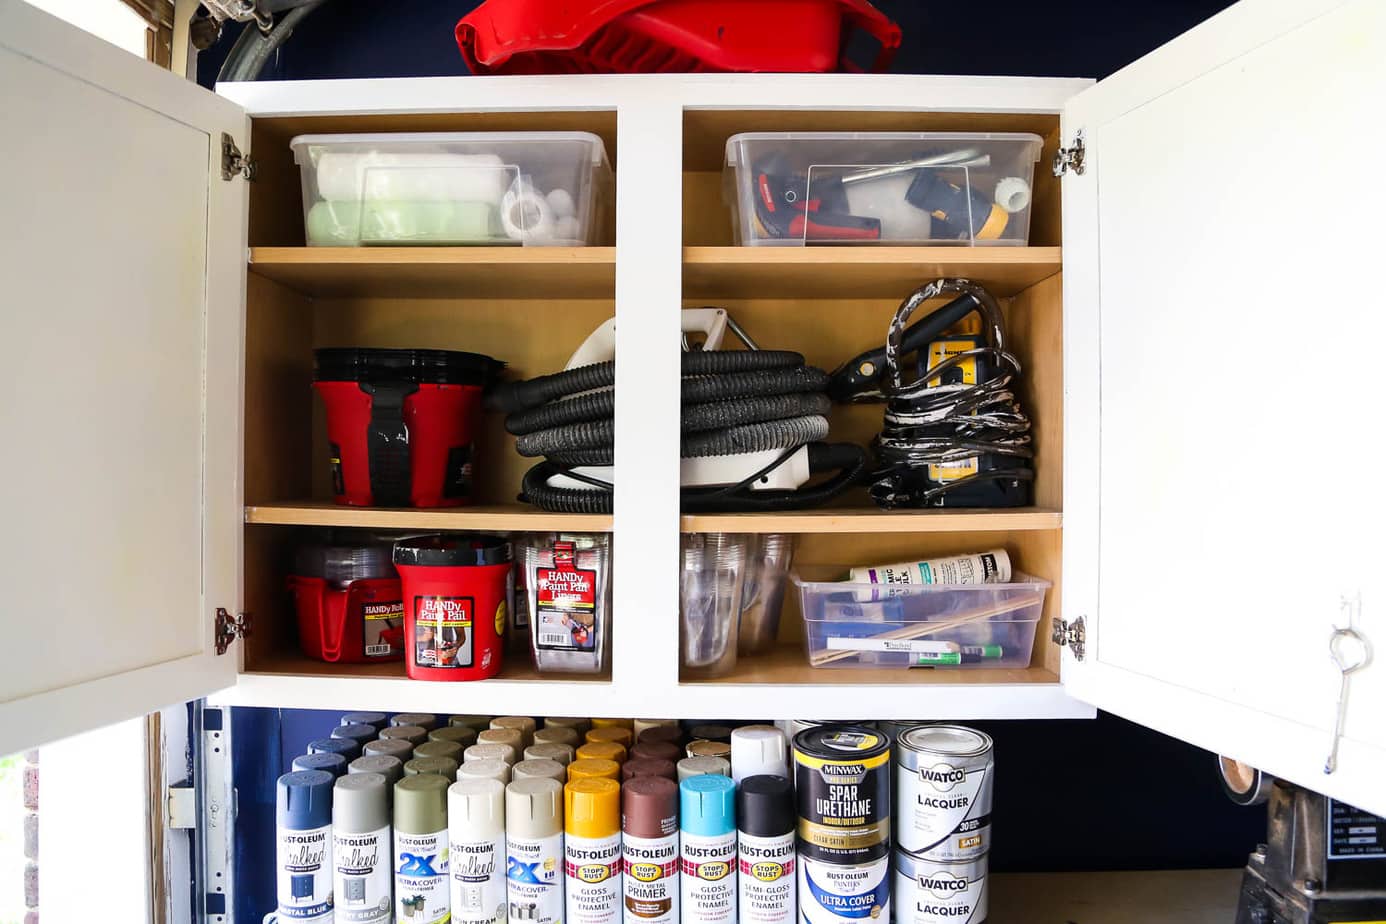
[{"left": 450, "top": 778, "right": 509, "bottom": 924}]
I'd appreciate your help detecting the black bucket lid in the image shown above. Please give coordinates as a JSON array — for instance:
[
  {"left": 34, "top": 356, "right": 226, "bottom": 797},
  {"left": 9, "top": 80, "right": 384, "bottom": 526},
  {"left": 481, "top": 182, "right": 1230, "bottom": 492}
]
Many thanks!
[
  {"left": 736, "top": 774, "right": 794, "bottom": 837},
  {"left": 294, "top": 543, "right": 397, "bottom": 582},
  {"left": 393, "top": 534, "right": 513, "bottom": 568},
  {"left": 314, "top": 348, "right": 504, "bottom": 386}
]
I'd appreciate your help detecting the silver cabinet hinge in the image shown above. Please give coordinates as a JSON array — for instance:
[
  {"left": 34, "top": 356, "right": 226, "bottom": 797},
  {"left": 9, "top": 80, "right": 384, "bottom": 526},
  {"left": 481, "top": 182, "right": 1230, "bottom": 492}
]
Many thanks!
[
  {"left": 167, "top": 784, "right": 197, "bottom": 829},
  {"left": 214, "top": 607, "right": 251, "bottom": 655},
  {"left": 1052, "top": 129, "right": 1085, "bottom": 177},
  {"left": 1051, "top": 615, "right": 1086, "bottom": 661},
  {"left": 221, "top": 132, "right": 257, "bottom": 181}
]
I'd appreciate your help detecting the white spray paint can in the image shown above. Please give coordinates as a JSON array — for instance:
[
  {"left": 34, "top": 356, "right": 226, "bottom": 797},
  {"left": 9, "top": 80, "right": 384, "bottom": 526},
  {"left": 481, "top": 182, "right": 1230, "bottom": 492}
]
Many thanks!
[
  {"left": 276, "top": 770, "right": 334, "bottom": 922},
  {"left": 679, "top": 774, "right": 737, "bottom": 924},
  {"left": 506, "top": 777, "right": 564, "bottom": 924},
  {"left": 394, "top": 774, "right": 452, "bottom": 923},
  {"left": 449, "top": 778, "right": 508, "bottom": 924},
  {"left": 332, "top": 772, "right": 392, "bottom": 924}
]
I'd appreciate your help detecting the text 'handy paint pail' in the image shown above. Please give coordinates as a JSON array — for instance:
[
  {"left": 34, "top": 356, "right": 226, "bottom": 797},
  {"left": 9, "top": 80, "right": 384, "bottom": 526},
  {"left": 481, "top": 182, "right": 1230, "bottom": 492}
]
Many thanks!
[
  {"left": 313, "top": 347, "right": 503, "bottom": 508},
  {"left": 736, "top": 775, "right": 796, "bottom": 924},
  {"left": 896, "top": 724, "right": 993, "bottom": 862},
  {"left": 289, "top": 543, "right": 403, "bottom": 664},
  {"left": 623, "top": 775, "right": 680, "bottom": 924},
  {"left": 798, "top": 854, "right": 890, "bottom": 924},
  {"left": 394, "top": 774, "right": 451, "bottom": 924},
  {"left": 277, "top": 770, "right": 335, "bottom": 923},
  {"left": 793, "top": 724, "right": 891, "bottom": 863},
  {"left": 893, "top": 850, "right": 986, "bottom": 924},
  {"left": 394, "top": 534, "right": 513, "bottom": 682},
  {"left": 565, "top": 777, "right": 623, "bottom": 924},
  {"left": 505, "top": 777, "right": 564, "bottom": 924},
  {"left": 333, "top": 772, "right": 392, "bottom": 924},
  {"left": 679, "top": 774, "right": 737, "bottom": 924},
  {"left": 449, "top": 778, "right": 508, "bottom": 924}
]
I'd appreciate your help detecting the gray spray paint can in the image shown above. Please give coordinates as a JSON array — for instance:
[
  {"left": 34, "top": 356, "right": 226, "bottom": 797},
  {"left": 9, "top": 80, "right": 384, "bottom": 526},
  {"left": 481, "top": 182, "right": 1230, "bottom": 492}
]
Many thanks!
[
  {"left": 276, "top": 770, "right": 335, "bottom": 922},
  {"left": 333, "top": 772, "right": 393, "bottom": 924},
  {"left": 395, "top": 774, "right": 452, "bottom": 923}
]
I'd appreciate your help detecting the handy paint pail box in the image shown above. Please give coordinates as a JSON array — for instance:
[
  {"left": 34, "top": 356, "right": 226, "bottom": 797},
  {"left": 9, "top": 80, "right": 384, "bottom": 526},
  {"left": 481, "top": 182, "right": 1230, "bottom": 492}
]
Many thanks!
[{"left": 394, "top": 534, "right": 513, "bottom": 681}]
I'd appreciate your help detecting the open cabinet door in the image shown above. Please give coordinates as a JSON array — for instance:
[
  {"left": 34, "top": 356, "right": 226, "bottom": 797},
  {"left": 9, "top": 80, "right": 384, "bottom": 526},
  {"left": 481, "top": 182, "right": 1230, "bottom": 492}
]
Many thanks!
[
  {"left": 1062, "top": 0, "right": 1386, "bottom": 815},
  {"left": 0, "top": 1, "right": 246, "bottom": 754}
]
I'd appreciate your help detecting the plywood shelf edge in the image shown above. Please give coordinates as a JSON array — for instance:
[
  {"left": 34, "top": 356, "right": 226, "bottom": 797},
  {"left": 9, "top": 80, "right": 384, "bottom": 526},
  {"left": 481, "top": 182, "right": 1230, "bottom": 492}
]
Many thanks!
[{"left": 245, "top": 501, "right": 612, "bottom": 532}]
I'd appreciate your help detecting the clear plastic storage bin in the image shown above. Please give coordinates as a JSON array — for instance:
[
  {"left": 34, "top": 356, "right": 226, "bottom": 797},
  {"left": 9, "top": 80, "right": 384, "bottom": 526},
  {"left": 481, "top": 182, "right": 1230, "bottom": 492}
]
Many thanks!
[
  {"left": 724, "top": 132, "right": 1043, "bottom": 246},
  {"left": 291, "top": 132, "right": 611, "bottom": 246},
  {"left": 792, "top": 571, "right": 1049, "bottom": 669}
]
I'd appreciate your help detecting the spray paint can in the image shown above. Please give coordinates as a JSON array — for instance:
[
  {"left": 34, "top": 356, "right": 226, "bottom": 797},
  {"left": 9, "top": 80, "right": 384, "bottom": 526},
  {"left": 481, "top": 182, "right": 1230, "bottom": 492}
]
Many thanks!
[
  {"left": 586, "top": 726, "right": 634, "bottom": 749},
  {"left": 505, "top": 777, "right": 564, "bottom": 924},
  {"left": 568, "top": 758, "right": 621, "bottom": 783},
  {"left": 577, "top": 741, "right": 628, "bottom": 764},
  {"left": 514, "top": 759, "right": 568, "bottom": 784},
  {"left": 333, "top": 772, "right": 392, "bottom": 924},
  {"left": 632, "top": 719, "right": 677, "bottom": 740},
  {"left": 417, "top": 739, "right": 466, "bottom": 765},
  {"left": 294, "top": 752, "right": 348, "bottom": 779},
  {"left": 526, "top": 742, "right": 576, "bottom": 766},
  {"left": 679, "top": 774, "right": 737, "bottom": 924},
  {"left": 394, "top": 774, "right": 452, "bottom": 923},
  {"left": 382, "top": 725, "right": 430, "bottom": 747},
  {"left": 686, "top": 725, "right": 732, "bottom": 745},
  {"left": 545, "top": 716, "right": 592, "bottom": 737},
  {"left": 350, "top": 754, "right": 405, "bottom": 790},
  {"left": 847, "top": 549, "right": 1010, "bottom": 588},
  {"left": 533, "top": 726, "right": 581, "bottom": 749},
  {"left": 895, "top": 725, "right": 993, "bottom": 862},
  {"left": 335, "top": 724, "right": 381, "bottom": 749},
  {"left": 406, "top": 756, "right": 462, "bottom": 780},
  {"left": 432, "top": 726, "right": 481, "bottom": 749},
  {"left": 343, "top": 712, "right": 389, "bottom": 731},
  {"left": 730, "top": 726, "right": 788, "bottom": 784},
  {"left": 482, "top": 727, "right": 528, "bottom": 758},
  {"left": 452, "top": 715, "right": 495, "bottom": 732},
  {"left": 449, "top": 778, "right": 508, "bottom": 924},
  {"left": 493, "top": 716, "right": 538, "bottom": 749},
  {"left": 565, "top": 778, "right": 623, "bottom": 924},
  {"left": 893, "top": 850, "right": 986, "bottom": 924},
  {"left": 636, "top": 726, "right": 683, "bottom": 749},
  {"left": 276, "top": 769, "right": 335, "bottom": 922},
  {"left": 468, "top": 743, "right": 519, "bottom": 766},
  {"left": 364, "top": 737, "right": 416, "bottom": 762},
  {"left": 394, "top": 713, "right": 440, "bottom": 731},
  {"left": 676, "top": 757, "right": 730, "bottom": 783},
  {"left": 591, "top": 718, "right": 633, "bottom": 731},
  {"left": 792, "top": 724, "right": 890, "bottom": 863},
  {"left": 736, "top": 775, "right": 795, "bottom": 924},
  {"left": 309, "top": 736, "right": 362, "bottom": 762},
  {"left": 622, "top": 775, "right": 679, "bottom": 924},
  {"left": 629, "top": 741, "right": 681, "bottom": 764},
  {"left": 460, "top": 759, "right": 513, "bottom": 786},
  {"left": 622, "top": 758, "right": 677, "bottom": 783}
]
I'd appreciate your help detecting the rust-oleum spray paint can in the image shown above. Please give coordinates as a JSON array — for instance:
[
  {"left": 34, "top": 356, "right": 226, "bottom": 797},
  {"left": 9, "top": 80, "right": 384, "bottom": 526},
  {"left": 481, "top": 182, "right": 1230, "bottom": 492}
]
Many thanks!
[
  {"left": 680, "top": 774, "right": 737, "bottom": 924},
  {"left": 506, "top": 777, "right": 564, "bottom": 924},
  {"left": 333, "top": 772, "right": 392, "bottom": 924},
  {"left": 622, "top": 776, "right": 679, "bottom": 924},
  {"left": 736, "top": 775, "right": 795, "bottom": 924},
  {"left": 394, "top": 774, "right": 452, "bottom": 923},
  {"left": 276, "top": 769, "right": 335, "bottom": 922},
  {"left": 565, "top": 778, "right": 623, "bottom": 924},
  {"left": 449, "top": 778, "right": 508, "bottom": 924}
]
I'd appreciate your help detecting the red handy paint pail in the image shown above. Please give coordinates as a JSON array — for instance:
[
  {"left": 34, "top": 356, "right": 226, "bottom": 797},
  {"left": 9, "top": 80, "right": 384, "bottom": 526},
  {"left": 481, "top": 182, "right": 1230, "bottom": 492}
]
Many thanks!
[
  {"left": 313, "top": 348, "right": 504, "bottom": 508},
  {"left": 394, "top": 534, "right": 514, "bottom": 682},
  {"left": 288, "top": 543, "right": 404, "bottom": 663}
]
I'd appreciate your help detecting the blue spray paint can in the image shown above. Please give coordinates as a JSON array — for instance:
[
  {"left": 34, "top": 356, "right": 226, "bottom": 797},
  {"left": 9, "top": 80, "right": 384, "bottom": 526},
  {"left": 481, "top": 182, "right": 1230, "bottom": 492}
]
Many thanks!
[{"left": 276, "top": 769, "right": 335, "bottom": 921}]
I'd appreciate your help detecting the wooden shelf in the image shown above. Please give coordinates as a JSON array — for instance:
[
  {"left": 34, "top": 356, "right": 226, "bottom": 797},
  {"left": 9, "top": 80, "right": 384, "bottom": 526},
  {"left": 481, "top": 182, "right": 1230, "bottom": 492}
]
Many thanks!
[
  {"left": 989, "top": 870, "right": 1241, "bottom": 924},
  {"left": 681, "top": 507, "right": 1060, "bottom": 533},
  {"left": 681, "top": 644, "right": 1060, "bottom": 687},
  {"left": 248, "top": 246, "right": 616, "bottom": 299},
  {"left": 682, "top": 246, "right": 1062, "bottom": 299},
  {"left": 245, "top": 501, "right": 611, "bottom": 532}
]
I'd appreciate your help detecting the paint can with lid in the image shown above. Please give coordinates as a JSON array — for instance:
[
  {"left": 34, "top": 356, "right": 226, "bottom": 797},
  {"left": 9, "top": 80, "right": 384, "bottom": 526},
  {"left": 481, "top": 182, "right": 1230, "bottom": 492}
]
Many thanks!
[
  {"left": 792, "top": 724, "right": 890, "bottom": 864},
  {"left": 394, "top": 534, "right": 513, "bottom": 682},
  {"left": 893, "top": 850, "right": 986, "bottom": 924},
  {"left": 895, "top": 724, "right": 992, "bottom": 862},
  {"left": 797, "top": 854, "right": 890, "bottom": 924}
]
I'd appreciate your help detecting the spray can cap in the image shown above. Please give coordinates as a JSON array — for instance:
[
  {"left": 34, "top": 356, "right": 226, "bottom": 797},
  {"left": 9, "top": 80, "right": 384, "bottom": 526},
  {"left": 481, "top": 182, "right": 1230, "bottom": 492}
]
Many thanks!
[
  {"left": 458, "top": 758, "right": 512, "bottom": 786},
  {"left": 686, "top": 740, "right": 731, "bottom": 760},
  {"left": 491, "top": 716, "right": 537, "bottom": 744},
  {"left": 590, "top": 718, "right": 633, "bottom": 731},
  {"left": 622, "top": 775, "right": 679, "bottom": 839},
  {"left": 292, "top": 752, "right": 347, "bottom": 778},
  {"left": 513, "top": 759, "right": 567, "bottom": 784},
  {"left": 676, "top": 756, "right": 730, "bottom": 782},
  {"left": 390, "top": 713, "right": 439, "bottom": 730},
  {"left": 525, "top": 742, "right": 575, "bottom": 766},
  {"left": 622, "top": 757, "right": 677, "bottom": 782},
  {"left": 380, "top": 725, "right": 428, "bottom": 745},
  {"left": 630, "top": 741, "right": 681, "bottom": 763},
  {"left": 577, "top": 741, "right": 627, "bottom": 764},
  {"left": 429, "top": 726, "right": 479, "bottom": 748},
  {"left": 334, "top": 771, "right": 389, "bottom": 833},
  {"left": 308, "top": 737, "right": 360, "bottom": 761},
  {"left": 341, "top": 711, "right": 388, "bottom": 730},
  {"left": 533, "top": 726, "right": 580, "bottom": 748},
  {"left": 736, "top": 774, "right": 794, "bottom": 837},
  {"left": 686, "top": 724, "right": 732, "bottom": 744},
  {"left": 394, "top": 774, "right": 450, "bottom": 835},
  {"left": 680, "top": 774, "right": 736, "bottom": 836},
  {"left": 633, "top": 719, "right": 678, "bottom": 739},
  {"left": 637, "top": 725, "right": 684, "bottom": 747},
  {"left": 349, "top": 754, "right": 404, "bottom": 788},
  {"left": 414, "top": 740, "right": 465, "bottom": 764},
  {"left": 333, "top": 724, "right": 378, "bottom": 746},
  {"left": 449, "top": 714, "right": 494, "bottom": 731},
  {"left": 505, "top": 777, "right": 563, "bottom": 838},
  {"left": 730, "top": 725, "right": 788, "bottom": 783},
  {"left": 585, "top": 726, "right": 633, "bottom": 748},
  {"left": 277, "top": 769, "right": 334, "bottom": 830},
  {"left": 449, "top": 778, "right": 505, "bottom": 840},
  {"left": 565, "top": 778, "right": 620, "bottom": 838},
  {"left": 404, "top": 756, "right": 460, "bottom": 779},
  {"left": 544, "top": 716, "right": 592, "bottom": 736},
  {"left": 567, "top": 758, "right": 620, "bottom": 783},
  {"left": 479, "top": 727, "right": 526, "bottom": 756},
  {"left": 363, "top": 737, "right": 415, "bottom": 761},
  {"left": 465, "top": 742, "right": 517, "bottom": 766}
]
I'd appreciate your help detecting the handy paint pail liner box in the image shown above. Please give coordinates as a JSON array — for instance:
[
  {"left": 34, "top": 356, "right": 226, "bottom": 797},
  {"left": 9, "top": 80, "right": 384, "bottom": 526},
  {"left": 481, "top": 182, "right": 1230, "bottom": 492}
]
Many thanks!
[
  {"left": 518, "top": 532, "right": 611, "bottom": 674},
  {"left": 291, "top": 132, "right": 611, "bottom": 246},
  {"left": 724, "top": 132, "right": 1043, "bottom": 246},
  {"left": 287, "top": 542, "right": 404, "bottom": 664},
  {"left": 791, "top": 572, "right": 1049, "bottom": 669},
  {"left": 313, "top": 348, "right": 504, "bottom": 508},
  {"left": 393, "top": 534, "right": 514, "bottom": 682}
]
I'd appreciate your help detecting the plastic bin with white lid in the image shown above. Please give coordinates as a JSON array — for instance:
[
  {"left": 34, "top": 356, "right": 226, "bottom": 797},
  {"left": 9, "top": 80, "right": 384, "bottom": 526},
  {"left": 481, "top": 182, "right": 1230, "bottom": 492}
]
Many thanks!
[
  {"left": 291, "top": 131, "right": 611, "bottom": 246},
  {"left": 791, "top": 571, "right": 1049, "bottom": 669},
  {"left": 724, "top": 131, "right": 1043, "bottom": 246}
]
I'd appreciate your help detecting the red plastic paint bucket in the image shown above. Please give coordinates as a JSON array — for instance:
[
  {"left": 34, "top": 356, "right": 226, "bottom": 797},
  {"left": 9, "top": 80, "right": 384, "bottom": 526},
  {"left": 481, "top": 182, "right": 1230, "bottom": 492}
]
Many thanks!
[
  {"left": 394, "top": 535, "right": 514, "bottom": 682},
  {"left": 313, "top": 348, "right": 505, "bottom": 508},
  {"left": 288, "top": 543, "right": 404, "bottom": 663}
]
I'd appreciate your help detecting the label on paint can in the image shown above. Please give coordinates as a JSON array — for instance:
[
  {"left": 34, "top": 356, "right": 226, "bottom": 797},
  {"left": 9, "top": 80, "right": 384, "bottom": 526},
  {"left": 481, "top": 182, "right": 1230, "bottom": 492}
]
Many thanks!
[
  {"left": 566, "top": 833, "right": 622, "bottom": 924},
  {"left": 797, "top": 855, "right": 889, "bottom": 924},
  {"left": 897, "top": 726, "right": 993, "bottom": 862},
  {"left": 736, "top": 832, "right": 795, "bottom": 924},
  {"left": 278, "top": 824, "right": 333, "bottom": 921},
  {"left": 333, "top": 825, "right": 391, "bottom": 923},
  {"left": 507, "top": 832, "right": 564, "bottom": 924},
  {"left": 894, "top": 853, "right": 986, "bottom": 924},
  {"left": 451, "top": 834, "right": 508, "bottom": 924},
  {"left": 680, "top": 831, "right": 737, "bottom": 924},
  {"left": 395, "top": 829, "right": 450, "bottom": 923},
  {"left": 623, "top": 832, "right": 679, "bottom": 924}
]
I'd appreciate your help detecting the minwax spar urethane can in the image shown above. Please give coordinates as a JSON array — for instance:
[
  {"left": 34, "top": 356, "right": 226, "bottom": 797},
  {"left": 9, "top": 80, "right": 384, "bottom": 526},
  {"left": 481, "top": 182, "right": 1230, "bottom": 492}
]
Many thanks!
[
  {"left": 793, "top": 725, "right": 891, "bottom": 924},
  {"left": 896, "top": 725, "right": 993, "bottom": 862}
]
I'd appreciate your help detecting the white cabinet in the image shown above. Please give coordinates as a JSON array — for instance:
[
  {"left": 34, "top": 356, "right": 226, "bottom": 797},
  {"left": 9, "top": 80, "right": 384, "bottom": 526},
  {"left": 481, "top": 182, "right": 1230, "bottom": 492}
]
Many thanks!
[{"left": 1, "top": 0, "right": 1382, "bottom": 817}]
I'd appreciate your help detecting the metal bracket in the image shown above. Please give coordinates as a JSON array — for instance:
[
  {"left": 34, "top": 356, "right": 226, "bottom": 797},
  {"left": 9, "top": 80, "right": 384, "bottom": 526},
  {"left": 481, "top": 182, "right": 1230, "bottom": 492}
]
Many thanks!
[
  {"left": 220, "top": 133, "right": 257, "bottom": 182},
  {"left": 1052, "top": 129, "right": 1086, "bottom": 177},
  {"left": 168, "top": 785, "right": 197, "bottom": 829},
  {"left": 197, "top": 704, "right": 236, "bottom": 923},
  {"left": 214, "top": 608, "right": 251, "bottom": 656},
  {"left": 1051, "top": 615, "right": 1087, "bottom": 661}
]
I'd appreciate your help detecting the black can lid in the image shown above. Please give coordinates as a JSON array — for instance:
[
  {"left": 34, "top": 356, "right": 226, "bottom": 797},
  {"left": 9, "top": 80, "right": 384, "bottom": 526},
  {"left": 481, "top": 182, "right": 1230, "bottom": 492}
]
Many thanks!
[
  {"left": 792, "top": 723, "right": 890, "bottom": 762},
  {"left": 736, "top": 774, "right": 794, "bottom": 837},
  {"left": 393, "top": 534, "right": 513, "bottom": 568},
  {"left": 314, "top": 348, "right": 504, "bottom": 386}
]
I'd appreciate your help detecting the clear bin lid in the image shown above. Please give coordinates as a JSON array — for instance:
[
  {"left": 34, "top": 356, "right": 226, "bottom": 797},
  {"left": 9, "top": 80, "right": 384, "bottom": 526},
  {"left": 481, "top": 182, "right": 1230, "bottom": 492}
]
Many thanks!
[
  {"left": 290, "top": 132, "right": 610, "bottom": 167},
  {"left": 724, "top": 131, "right": 1043, "bottom": 167}
]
